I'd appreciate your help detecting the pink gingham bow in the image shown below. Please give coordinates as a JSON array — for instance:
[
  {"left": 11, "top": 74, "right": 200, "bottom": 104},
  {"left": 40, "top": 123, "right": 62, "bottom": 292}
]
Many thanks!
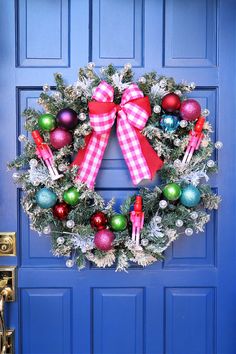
[{"left": 73, "top": 81, "right": 163, "bottom": 189}]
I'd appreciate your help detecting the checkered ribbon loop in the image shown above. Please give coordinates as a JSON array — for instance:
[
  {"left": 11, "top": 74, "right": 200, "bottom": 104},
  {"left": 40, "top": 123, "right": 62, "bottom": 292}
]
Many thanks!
[{"left": 73, "top": 81, "right": 163, "bottom": 189}]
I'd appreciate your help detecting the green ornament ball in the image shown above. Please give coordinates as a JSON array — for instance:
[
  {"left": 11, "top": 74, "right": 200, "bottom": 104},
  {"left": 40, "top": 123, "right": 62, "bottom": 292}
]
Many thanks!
[
  {"left": 38, "top": 114, "right": 56, "bottom": 131},
  {"left": 110, "top": 214, "right": 127, "bottom": 232},
  {"left": 63, "top": 187, "right": 80, "bottom": 206},
  {"left": 163, "top": 183, "right": 181, "bottom": 201}
]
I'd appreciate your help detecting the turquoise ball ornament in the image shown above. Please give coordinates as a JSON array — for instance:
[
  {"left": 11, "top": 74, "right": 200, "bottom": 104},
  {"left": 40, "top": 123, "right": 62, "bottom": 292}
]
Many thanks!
[
  {"left": 163, "top": 183, "right": 181, "bottom": 201},
  {"left": 180, "top": 185, "right": 201, "bottom": 207},
  {"left": 36, "top": 188, "right": 57, "bottom": 209},
  {"left": 160, "top": 114, "right": 179, "bottom": 133},
  {"left": 110, "top": 214, "right": 128, "bottom": 232}
]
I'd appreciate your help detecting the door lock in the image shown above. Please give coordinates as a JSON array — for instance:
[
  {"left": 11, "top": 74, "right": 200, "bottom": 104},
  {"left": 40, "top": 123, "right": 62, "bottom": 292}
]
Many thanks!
[{"left": 0, "top": 234, "right": 16, "bottom": 257}]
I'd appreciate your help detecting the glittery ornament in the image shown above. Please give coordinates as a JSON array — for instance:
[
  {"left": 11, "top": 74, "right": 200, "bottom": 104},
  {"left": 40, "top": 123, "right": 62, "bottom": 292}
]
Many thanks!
[
  {"left": 161, "top": 93, "right": 181, "bottom": 112},
  {"left": 180, "top": 99, "right": 201, "bottom": 121},
  {"left": 66, "top": 259, "right": 74, "bottom": 268},
  {"left": 50, "top": 128, "right": 72, "bottom": 149},
  {"left": 38, "top": 114, "right": 56, "bottom": 131},
  {"left": 53, "top": 202, "right": 70, "bottom": 220},
  {"left": 159, "top": 200, "right": 168, "bottom": 209},
  {"left": 58, "top": 164, "right": 67, "bottom": 172},
  {"left": 56, "top": 108, "right": 78, "bottom": 130},
  {"left": 90, "top": 211, "right": 108, "bottom": 230},
  {"left": 185, "top": 228, "right": 193, "bottom": 236},
  {"left": 180, "top": 185, "right": 201, "bottom": 208},
  {"left": 124, "top": 63, "right": 132, "bottom": 70},
  {"left": 12, "top": 172, "right": 21, "bottom": 182},
  {"left": 63, "top": 187, "right": 80, "bottom": 206},
  {"left": 110, "top": 214, "right": 127, "bottom": 232},
  {"left": 87, "top": 62, "right": 95, "bottom": 69},
  {"left": 155, "top": 216, "right": 162, "bottom": 224},
  {"left": 163, "top": 183, "right": 181, "bottom": 201},
  {"left": 174, "top": 159, "right": 182, "bottom": 168},
  {"left": 94, "top": 229, "right": 115, "bottom": 251},
  {"left": 160, "top": 114, "right": 179, "bottom": 133},
  {"left": 36, "top": 188, "right": 57, "bottom": 209}
]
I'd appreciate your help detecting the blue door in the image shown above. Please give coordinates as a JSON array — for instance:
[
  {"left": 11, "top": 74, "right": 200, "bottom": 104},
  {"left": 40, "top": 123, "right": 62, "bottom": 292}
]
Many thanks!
[{"left": 0, "top": 1, "right": 236, "bottom": 353}]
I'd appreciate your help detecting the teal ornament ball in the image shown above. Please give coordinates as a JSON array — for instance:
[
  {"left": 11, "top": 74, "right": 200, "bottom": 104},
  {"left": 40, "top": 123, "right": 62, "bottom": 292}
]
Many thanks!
[
  {"left": 110, "top": 214, "right": 127, "bottom": 232},
  {"left": 160, "top": 114, "right": 179, "bottom": 133},
  {"left": 180, "top": 185, "right": 201, "bottom": 207},
  {"left": 163, "top": 183, "right": 181, "bottom": 201},
  {"left": 36, "top": 188, "right": 57, "bottom": 209},
  {"left": 38, "top": 114, "right": 56, "bottom": 132}
]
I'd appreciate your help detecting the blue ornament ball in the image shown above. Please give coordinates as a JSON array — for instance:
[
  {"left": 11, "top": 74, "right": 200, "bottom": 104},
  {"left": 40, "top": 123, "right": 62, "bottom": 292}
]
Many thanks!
[
  {"left": 36, "top": 188, "right": 57, "bottom": 209},
  {"left": 180, "top": 185, "right": 201, "bottom": 208},
  {"left": 160, "top": 114, "right": 179, "bottom": 133}
]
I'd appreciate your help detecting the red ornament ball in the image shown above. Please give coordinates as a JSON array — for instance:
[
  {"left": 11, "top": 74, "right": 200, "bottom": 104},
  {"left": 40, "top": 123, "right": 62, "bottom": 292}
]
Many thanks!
[
  {"left": 53, "top": 202, "right": 70, "bottom": 220},
  {"left": 180, "top": 99, "right": 201, "bottom": 121},
  {"left": 161, "top": 93, "right": 181, "bottom": 113},
  {"left": 90, "top": 211, "right": 108, "bottom": 230},
  {"left": 50, "top": 128, "right": 72, "bottom": 149},
  {"left": 94, "top": 229, "right": 115, "bottom": 251}
]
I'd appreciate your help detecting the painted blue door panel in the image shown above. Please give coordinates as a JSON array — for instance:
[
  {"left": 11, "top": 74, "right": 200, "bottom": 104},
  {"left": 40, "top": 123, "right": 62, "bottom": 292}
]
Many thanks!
[{"left": 0, "top": 0, "right": 236, "bottom": 353}]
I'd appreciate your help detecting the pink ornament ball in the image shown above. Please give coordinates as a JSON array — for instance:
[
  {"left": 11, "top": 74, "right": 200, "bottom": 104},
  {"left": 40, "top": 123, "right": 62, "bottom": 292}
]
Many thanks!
[
  {"left": 180, "top": 99, "right": 201, "bottom": 121},
  {"left": 94, "top": 229, "right": 115, "bottom": 251},
  {"left": 50, "top": 127, "right": 72, "bottom": 149}
]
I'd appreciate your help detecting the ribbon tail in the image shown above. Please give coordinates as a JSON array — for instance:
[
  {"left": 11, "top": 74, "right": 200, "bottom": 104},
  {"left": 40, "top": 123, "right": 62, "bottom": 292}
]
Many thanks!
[
  {"left": 135, "top": 129, "right": 164, "bottom": 179},
  {"left": 74, "top": 131, "right": 110, "bottom": 189},
  {"left": 71, "top": 133, "right": 92, "bottom": 167}
]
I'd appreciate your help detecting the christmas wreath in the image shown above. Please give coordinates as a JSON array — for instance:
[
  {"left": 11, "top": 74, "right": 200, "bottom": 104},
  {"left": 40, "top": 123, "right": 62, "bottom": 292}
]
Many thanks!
[{"left": 9, "top": 63, "right": 222, "bottom": 271}]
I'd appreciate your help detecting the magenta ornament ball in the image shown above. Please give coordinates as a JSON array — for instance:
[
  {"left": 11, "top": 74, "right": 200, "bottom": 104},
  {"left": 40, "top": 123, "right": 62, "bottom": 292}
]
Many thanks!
[
  {"left": 56, "top": 108, "right": 78, "bottom": 130},
  {"left": 94, "top": 229, "right": 115, "bottom": 251},
  {"left": 50, "top": 128, "right": 72, "bottom": 149},
  {"left": 180, "top": 99, "right": 201, "bottom": 121}
]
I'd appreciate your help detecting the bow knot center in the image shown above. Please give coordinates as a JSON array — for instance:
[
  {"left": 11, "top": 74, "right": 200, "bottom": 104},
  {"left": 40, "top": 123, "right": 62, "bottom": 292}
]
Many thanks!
[{"left": 116, "top": 104, "right": 122, "bottom": 112}]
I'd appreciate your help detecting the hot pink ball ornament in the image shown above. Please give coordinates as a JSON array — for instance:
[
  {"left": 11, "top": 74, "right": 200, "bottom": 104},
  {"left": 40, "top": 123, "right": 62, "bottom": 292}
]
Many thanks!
[
  {"left": 50, "top": 127, "right": 72, "bottom": 149},
  {"left": 94, "top": 229, "right": 115, "bottom": 251},
  {"left": 180, "top": 99, "right": 201, "bottom": 121}
]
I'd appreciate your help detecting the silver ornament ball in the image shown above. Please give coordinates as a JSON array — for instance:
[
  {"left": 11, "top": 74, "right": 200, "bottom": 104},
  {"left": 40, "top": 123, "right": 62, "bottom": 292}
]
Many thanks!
[
  {"left": 190, "top": 211, "right": 198, "bottom": 220},
  {"left": 29, "top": 159, "right": 38, "bottom": 167},
  {"left": 176, "top": 219, "right": 183, "bottom": 228},
  {"left": 185, "top": 228, "right": 193, "bottom": 236},
  {"left": 139, "top": 77, "right": 146, "bottom": 84},
  {"left": 207, "top": 160, "right": 215, "bottom": 168},
  {"left": 79, "top": 113, "right": 86, "bottom": 121},
  {"left": 174, "top": 159, "right": 182, "bottom": 168},
  {"left": 141, "top": 239, "right": 149, "bottom": 247},
  {"left": 58, "top": 164, "right": 67, "bottom": 172},
  {"left": 18, "top": 134, "right": 27, "bottom": 142},
  {"left": 66, "top": 259, "right": 74, "bottom": 268},
  {"left": 32, "top": 179, "right": 40, "bottom": 187},
  {"left": 124, "top": 63, "right": 132, "bottom": 70},
  {"left": 57, "top": 237, "right": 65, "bottom": 245},
  {"left": 174, "top": 138, "right": 181, "bottom": 147},
  {"left": 159, "top": 200, "right": 168, "bottom": 209},
  {"left": 179, "top": 120, "right": 188, "bottom": 128},
  {"left": 153, "top": 105, "right": 161, "bottom": 114},
  {"left": 43, "top": 226, "right": 51, "bottom": 235},
  {"left": 155, "top": 216, "right": 162, "bottom": 224},
  {"left": 12, "top": 172, "right": 21, "bottom": 181},
  {"left": 87, "top": 62, "right": 95, "bottom": 69},
  {"left": 66, "top": 220, "right": 75, "bottom": 229},
  {"left": 201, "top": 109, "right": 210, "bottom": 117},
  {"left": 215, "top": 141, "right": 223, "bottom": 150}
]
